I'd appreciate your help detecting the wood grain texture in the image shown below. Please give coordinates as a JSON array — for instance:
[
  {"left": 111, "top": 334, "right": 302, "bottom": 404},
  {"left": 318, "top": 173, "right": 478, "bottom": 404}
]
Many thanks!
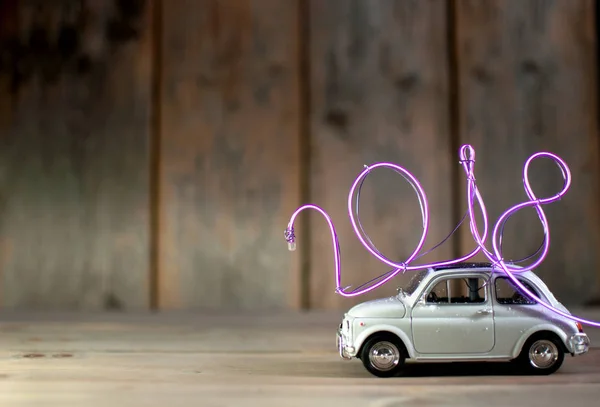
[
  {"left": 308, "top": 0, "right": 455, "bottom": 309},
  {"left": 455, "top": 0, "right": 600, "bottom": 304},
  {"left": 1, "top": 310, "right": 600, "bottom": 406},
  {"left": 158, "top": 0, "right": 301, "bottom": 310},
  {"left": 0, "top": 0, "right": 18, "bottom": 126},
  {"left": 0, "top": 1, "right": 152, "bottom": 310}
]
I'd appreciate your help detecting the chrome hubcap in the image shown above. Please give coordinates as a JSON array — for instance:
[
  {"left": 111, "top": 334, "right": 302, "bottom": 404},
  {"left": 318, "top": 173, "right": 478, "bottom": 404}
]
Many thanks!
[
  {"left": 529, "top": 339, "right": 559, "bottom": 369},
  {"left": 369, "top": 341, "right": 400, "bottom": 371}
]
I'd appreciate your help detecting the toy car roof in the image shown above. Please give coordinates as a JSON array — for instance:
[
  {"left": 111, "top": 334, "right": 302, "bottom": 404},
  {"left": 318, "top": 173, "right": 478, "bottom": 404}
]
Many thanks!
[
  {"left": 431, "top": 262, "right": 495, "bottom": 271},
  {"left": 428, "top": 261, "right": 541, "bottom": 283},
  {"left": 429, "top": 262, "right": 529, "bottom": 276}
]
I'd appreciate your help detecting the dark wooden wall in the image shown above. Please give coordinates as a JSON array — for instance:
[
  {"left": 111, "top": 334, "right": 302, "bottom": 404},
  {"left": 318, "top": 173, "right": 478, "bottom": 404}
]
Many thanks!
[
  {"left": 0, "top": 0, "right": 598, "bottom": 311},
  {"left": 308, "top": 0, "right": 454, "bottom": 309},
  {"left": 0, "top": 0, "right": 152, "bottom": 310},
  {"left": 157, "top": 0, "right": 301, "bottom": 310},
  {"left": 455, "top": 0, "right": 600, "bottom": 304}
]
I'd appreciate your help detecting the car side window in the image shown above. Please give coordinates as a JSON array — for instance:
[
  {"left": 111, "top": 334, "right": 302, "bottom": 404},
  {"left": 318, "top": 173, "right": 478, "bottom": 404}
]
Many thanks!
[
  {"left": 494, "top": 277, "right": 538, "bottom": 305},
  {"left": 427, "top": 280, "right": 449, "bottom": 303},
  {"left": 426, "top": 277, "right": 486, "bottom": 304}
]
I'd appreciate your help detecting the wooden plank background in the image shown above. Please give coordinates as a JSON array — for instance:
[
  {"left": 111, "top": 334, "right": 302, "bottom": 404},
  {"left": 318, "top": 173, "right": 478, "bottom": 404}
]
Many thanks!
[
  {"left": 0, "top": 0, "right": 152, "bottom": 310},
  {"left": 157, "top": 0, "right": 301, "bottom": 310},
  {"left": 0, "top": 0, "right": 598, "bottom": 310},
  {"left": 307, "top": 0, "right": 455, "bottom": 309},
  {"left": 455, "top": 0, "right": 600, "bottom": 304}
]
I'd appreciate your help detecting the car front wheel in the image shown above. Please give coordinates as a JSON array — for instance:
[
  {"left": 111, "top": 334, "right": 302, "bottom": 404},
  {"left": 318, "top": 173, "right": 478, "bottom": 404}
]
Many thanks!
[
  {"left": 517, "top": 334, "right": 564, "bottom": 375},
  {"left": 360, "top": 334, "right": 405, "bottom": 377}
]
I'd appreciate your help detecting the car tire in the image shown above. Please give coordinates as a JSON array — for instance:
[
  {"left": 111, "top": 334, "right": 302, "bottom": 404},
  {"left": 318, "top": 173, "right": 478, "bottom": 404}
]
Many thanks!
[
  {"left": 516, "top": 333, "right": 564, "bottom": 375},
  {"left": 360, "top": 333, "right": 406, "bottom": 378}
]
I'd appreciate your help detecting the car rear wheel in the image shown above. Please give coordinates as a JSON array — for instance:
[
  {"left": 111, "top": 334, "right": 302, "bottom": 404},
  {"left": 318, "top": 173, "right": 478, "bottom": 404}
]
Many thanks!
[
  {"left": 517, "top": 334, "right": 564, "bottom": 375},
  {"left": 360, "top": 334, "right": 405, "bottom": 377}
]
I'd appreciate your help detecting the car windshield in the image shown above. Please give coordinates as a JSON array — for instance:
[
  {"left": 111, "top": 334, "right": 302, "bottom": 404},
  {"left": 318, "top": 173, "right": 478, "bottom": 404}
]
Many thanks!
[{"left": 399, "top": 268, "right": 430, "bottom": 296}]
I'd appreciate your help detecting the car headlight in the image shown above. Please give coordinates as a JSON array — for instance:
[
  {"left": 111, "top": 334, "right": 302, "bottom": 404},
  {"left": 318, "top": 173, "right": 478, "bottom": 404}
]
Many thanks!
[
  {"left": 569, "top": 333, "right": 590, "bottom": 354},
  {"left": 341, "top": 316, "right": 353, "bottom": 337}
]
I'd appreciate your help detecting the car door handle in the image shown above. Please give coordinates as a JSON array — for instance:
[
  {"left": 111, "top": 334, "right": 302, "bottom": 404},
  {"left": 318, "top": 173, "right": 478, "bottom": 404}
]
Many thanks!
[{"left": 477, "top": 308, "right": 493, "bottom": 314}]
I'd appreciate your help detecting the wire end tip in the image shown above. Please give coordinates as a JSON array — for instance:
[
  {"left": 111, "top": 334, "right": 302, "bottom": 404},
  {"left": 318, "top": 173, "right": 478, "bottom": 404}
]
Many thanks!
[{"left": 284, "top": 227, "right": 296, "bottom": 251}]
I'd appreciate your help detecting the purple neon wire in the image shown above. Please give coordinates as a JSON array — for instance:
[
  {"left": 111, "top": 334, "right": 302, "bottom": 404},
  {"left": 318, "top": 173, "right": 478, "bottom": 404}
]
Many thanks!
[
  {"left": 285, "top": 145, "right": 600, "bottom": 327},
  {"left": 487, "top": 153, "right": 600, "bottom": 328},
  {"left": 286, "top": 145, "right": 494, "bottom": 296}
]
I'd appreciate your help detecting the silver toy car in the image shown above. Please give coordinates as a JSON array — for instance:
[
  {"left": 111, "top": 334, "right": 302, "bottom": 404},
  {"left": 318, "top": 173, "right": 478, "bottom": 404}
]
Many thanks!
[{"left": 337, "top": 262, "right": 590, "bottom": 377}]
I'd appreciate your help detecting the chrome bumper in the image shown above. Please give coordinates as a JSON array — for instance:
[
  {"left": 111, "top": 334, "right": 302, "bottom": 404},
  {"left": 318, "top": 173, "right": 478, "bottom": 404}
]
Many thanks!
[
  {"left": 336, "top": 328, "right": 353, "bottom": 360},
  {"left": 568, "top": 333, "right": 590, "bottom": 355}
]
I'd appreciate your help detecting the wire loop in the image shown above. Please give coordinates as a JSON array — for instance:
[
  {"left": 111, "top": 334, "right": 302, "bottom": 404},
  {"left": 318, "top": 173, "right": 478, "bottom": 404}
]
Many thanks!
[{"left": 285, "top": 145, "right": 600, "bottom": 327}]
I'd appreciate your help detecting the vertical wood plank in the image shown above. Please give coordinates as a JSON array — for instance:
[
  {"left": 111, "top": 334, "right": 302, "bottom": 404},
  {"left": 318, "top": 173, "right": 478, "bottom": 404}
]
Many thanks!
[
  {"left": 0, "top": 1, "right": 152, "bottom": 310},
  {"left": 455, "top": 0, "right": 600, "bottom": 304},
  {"left": 0, "top": 0, "right": 18, "bottom": 126},
  {"left": 158, "top": 0, "right": 301, "bottom": 310},
  {"left": 308, "top": 0, "right": 455, "bottom": 309}
]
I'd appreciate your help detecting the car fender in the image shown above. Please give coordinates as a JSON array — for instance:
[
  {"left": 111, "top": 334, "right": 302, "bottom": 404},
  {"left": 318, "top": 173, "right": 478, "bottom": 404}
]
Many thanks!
[
  {"left": 512, "top": 323, "right": 569, "bottom": 358},
  {"left": 353, "top": 323, "right": 417, "bottom": 358}
]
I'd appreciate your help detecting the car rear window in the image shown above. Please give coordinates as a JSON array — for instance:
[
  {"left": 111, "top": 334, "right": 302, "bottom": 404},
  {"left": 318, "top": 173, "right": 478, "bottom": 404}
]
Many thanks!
[{"left": 494, "top": 277, "right": 539, "bottom": 305}]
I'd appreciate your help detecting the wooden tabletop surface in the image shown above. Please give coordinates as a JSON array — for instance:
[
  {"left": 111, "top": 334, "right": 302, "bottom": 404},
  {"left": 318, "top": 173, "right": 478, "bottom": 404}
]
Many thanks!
[{"left": 1, "top": 309, "right": 599, "bottom": 407}]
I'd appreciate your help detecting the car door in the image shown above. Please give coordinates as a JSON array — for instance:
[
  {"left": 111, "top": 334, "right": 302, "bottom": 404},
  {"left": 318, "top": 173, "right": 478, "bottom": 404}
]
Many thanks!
[
  {"left": 491, "top": 276, "right": 549, "bottom": 356},
  {"left": 411, "top": 274, "right": 495, "bottom": 355}
]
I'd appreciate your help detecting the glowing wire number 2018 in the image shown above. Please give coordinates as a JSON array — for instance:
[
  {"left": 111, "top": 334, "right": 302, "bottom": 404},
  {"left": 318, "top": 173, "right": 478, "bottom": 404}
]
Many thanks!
[{"left": 284, "top": 145, "right": 600, "bottom": 328}]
